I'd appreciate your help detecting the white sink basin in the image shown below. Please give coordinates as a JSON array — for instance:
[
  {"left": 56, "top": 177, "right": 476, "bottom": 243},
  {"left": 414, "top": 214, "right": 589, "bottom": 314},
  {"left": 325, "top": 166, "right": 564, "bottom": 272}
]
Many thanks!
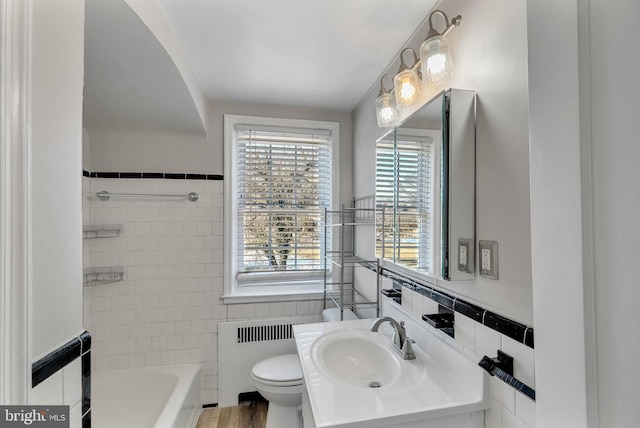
[
  {"left": 294, "top": 313, "right": 489, "bottom": 428},
  {"left": 310, "top": 329, "right": 401, "bottom": 387}
]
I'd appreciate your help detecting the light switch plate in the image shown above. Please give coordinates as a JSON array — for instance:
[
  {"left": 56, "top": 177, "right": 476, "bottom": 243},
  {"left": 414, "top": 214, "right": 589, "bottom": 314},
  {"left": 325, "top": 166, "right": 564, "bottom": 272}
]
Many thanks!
[
  {"left": 458, "top": 238, "right": 474, "bottom": 274},
  {"left": 479, "top": 240, "right": 499, "bottom": 280}
]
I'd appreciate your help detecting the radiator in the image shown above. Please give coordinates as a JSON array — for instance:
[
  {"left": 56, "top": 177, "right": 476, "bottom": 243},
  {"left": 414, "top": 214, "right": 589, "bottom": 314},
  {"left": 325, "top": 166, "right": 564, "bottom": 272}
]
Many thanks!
[{"left": 218, "top": 316, "right": 321, "bottom": 407}]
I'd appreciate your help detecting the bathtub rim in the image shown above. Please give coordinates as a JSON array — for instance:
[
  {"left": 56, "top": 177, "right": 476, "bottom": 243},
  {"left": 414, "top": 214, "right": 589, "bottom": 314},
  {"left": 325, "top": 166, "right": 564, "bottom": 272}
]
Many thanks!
[{"left": 93, "top": 363, "right": 202, "bottom": 428}]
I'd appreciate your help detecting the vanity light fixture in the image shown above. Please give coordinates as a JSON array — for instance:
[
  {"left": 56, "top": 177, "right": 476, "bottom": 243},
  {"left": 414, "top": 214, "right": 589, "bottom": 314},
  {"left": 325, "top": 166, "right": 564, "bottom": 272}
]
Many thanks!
[
  {"left": 375, "top": 74, "right": 398, "bottom": 127},
  {"left": 393, "top": 48, "right": 422, "bottom": 111},
  {"left": 419, "top": 10, "right": 462, "bottom": 85}
]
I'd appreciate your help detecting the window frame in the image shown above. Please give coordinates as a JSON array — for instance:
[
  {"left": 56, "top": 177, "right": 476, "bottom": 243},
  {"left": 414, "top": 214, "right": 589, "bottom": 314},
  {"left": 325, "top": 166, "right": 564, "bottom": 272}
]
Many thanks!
[{"left": 223, "top": 115, "right": 339, "bottom": 303}]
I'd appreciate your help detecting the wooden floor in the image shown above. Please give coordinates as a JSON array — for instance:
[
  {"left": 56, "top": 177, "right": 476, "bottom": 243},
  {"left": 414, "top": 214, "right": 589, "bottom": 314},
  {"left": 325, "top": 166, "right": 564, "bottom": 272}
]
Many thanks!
[{"left": 196, "top": 401, "right": 268, "bottom": 428}]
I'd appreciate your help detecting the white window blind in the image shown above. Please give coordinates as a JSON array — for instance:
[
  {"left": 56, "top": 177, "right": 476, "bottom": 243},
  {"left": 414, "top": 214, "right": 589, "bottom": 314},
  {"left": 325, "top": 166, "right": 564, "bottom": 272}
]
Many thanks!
[
  {"left": 375, "top": 136, "right": 396, "bottom": 261},
  {"left": 376, "top": 134, "right": 433, "bottom": 271},
  {"left": 235, "top": 126, "right": 332, "bottom": 276}
]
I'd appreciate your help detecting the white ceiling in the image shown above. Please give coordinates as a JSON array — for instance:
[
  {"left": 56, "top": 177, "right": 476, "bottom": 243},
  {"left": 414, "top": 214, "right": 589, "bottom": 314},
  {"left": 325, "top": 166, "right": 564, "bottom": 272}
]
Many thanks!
[
  {"left": 156, "top": 0, "right": 438, "bottom": 112},
  {"left": 84, "top": 0, "right": 206, "bottom": 134},
  {"left": 83, "top": 0, "right": 438, "bottom": 135}
]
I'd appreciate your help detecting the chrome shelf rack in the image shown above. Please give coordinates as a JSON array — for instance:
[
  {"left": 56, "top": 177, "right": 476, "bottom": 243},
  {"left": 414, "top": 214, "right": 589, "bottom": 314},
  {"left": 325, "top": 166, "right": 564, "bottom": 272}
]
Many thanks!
[{"left": 323, "top": 198, "right": 380, "bottom": 320}]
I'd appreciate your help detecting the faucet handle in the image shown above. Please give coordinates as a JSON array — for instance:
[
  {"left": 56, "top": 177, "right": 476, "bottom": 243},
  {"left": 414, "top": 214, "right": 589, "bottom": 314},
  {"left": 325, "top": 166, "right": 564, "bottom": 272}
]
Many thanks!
[{"left": 401, "top": 337, "right": 416, "bottom": 360}]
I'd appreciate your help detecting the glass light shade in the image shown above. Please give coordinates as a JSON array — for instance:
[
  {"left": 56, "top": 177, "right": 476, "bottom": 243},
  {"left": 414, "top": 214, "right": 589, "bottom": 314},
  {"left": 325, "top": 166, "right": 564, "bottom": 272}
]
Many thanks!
[
  {"left": 393, "top": 69, "right": 421, "bottom": 110},
  {"left": 420, "top": 35, "right": 454, "bottom": 85},
  {"left": 375, "top": 91, "right": 398, "bottom": 127}
]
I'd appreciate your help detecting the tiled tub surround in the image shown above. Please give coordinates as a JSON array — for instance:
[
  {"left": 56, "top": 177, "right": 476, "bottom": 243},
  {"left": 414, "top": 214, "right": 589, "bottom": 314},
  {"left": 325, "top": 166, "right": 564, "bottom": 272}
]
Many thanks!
[
  {"left": 356, "top": 268, "right": 536, "bottom": 428},
  {"left": 31, "top": 331, "right": 92, "bottom": 428},
  {"left": 82, "top": 174, "right": 325, "bottom": 405}
]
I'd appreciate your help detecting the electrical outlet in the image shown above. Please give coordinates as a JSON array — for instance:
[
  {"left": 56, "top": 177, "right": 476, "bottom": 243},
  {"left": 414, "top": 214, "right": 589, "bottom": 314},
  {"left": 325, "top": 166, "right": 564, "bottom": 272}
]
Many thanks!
[
  {"left": 460, "top": 245, "right": 467, "bottom": 265},
  {"left": 479, "top": 240, "right": 499, "bottom": 280},
  {"left": 481, "top": 248, "right": 491, "bottom": 270},
  {"left": 457, "top": 238, "right": 474, "bottom": 274}
]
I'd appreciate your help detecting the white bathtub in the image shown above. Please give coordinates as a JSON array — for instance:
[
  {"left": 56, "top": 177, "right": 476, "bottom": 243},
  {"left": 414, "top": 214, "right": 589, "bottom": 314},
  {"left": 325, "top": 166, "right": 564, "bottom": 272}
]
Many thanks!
[{"left": 93, "top": 364, "right": 202, "bottom": 428}]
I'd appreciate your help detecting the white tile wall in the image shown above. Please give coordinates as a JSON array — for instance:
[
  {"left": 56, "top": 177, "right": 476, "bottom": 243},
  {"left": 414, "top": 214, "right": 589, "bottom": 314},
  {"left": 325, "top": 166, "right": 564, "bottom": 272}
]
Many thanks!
[
  {"left": 31, "top": 371, "right": 63, "bottom": 406},
  {"left": 375, "top": 283, "right": 536, "bottom": 428},
  {"left": 83, "top": 177, "right": 324, "bottom": 404},
  {"left": 30, "top": 358, "right": 83, "bottom": 427}
]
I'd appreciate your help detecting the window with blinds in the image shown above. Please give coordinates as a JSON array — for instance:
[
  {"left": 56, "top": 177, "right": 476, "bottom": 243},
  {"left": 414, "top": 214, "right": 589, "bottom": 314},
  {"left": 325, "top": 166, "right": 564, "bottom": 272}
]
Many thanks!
[
  {"left": 234, "top": 126, "right": 332, "bottom": 277},
  {"left": 376, "top": 132, "right": 434, "bottom": 272}
]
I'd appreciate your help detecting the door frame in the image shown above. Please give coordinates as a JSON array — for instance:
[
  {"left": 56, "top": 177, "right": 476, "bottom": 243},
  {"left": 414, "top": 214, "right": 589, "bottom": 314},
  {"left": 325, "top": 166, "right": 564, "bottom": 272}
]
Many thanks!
[{"left": 0, "top": 0, "right": 32, "bottom": 404}]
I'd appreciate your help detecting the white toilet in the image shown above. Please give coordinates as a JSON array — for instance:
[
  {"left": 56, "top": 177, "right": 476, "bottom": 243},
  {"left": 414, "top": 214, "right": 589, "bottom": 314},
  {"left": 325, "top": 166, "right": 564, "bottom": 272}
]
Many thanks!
[
  {"left": 251, "top": 308, "right": 358, "bottom": 428},
  {"left": 251, "top": 354, "right": 303, "bottom": 428}
]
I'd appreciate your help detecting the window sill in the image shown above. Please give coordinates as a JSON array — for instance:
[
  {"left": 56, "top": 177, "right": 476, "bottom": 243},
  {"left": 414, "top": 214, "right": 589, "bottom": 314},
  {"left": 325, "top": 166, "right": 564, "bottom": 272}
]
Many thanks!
[{"left": 221, "top": 288, "right": 326, "bottom": 304}]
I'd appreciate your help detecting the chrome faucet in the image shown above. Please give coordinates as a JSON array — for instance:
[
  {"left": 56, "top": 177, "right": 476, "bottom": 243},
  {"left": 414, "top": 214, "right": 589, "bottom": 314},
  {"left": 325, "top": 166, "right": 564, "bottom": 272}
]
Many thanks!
[{"left": 370, "top": 317, "right": 416, "bottom": 360}]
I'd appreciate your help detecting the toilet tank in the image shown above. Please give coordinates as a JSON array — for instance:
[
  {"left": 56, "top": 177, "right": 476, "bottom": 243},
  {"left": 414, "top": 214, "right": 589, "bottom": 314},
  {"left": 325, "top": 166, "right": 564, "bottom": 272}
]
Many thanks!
[{"left": 322, "top": 308, "right": 358, "bottom": 322}]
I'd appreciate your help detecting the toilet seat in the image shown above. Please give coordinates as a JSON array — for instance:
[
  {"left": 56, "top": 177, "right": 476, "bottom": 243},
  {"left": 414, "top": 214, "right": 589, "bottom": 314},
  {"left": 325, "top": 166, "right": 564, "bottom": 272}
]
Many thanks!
[{"left": 251, "top": 354, "right": 302, "bottom": 386}]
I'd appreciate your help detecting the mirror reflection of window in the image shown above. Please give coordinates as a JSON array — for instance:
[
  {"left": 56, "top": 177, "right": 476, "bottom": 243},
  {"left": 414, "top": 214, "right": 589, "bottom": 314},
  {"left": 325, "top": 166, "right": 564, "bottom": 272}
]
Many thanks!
[
  {"left": 376, "top": 130, "right": 438, "bottom": 275},
  {"left": 375, "top": 132, "right": 395, "bottom": 261}
]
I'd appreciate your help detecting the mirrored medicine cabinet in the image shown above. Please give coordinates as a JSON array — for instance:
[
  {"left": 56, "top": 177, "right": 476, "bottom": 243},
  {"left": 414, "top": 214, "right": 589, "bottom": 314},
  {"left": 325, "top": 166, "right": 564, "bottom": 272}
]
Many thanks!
[{"left": 375, "top": 88, "right": 476, "bottom": 281}]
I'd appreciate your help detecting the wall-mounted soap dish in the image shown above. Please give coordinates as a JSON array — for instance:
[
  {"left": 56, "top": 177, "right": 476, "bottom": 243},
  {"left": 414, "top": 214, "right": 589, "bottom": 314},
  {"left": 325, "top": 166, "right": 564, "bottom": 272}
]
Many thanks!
[
  {"left": 83, "top": 267, "right": 124, "bottom": 287},
  {"left": 382, "top": 288, "right": 402, "bottom": 304},
  {"left": 83, "top": 224, "right": 122, "bottom": 239},
  {"left": 422, "top": 305, "right": 455, "bottom": 338}
]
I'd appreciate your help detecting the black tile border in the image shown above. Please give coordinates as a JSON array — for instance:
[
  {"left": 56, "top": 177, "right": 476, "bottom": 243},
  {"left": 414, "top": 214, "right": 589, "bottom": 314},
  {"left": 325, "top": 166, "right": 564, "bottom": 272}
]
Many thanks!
[
  {"left": 165, "top": 173, "right": 186, "bottom": 180},
  {"left": 93, "top": 172, "right": 119, "bottom": 178},
  {"left": 32, "top": 331, "right": 92, "bottom": 426},
  {"left": 80, "top": 332, "right": 91, "bottom": 416},
  {"left": 32, "top": 338, "right": 81, "bottom": 387},
  {"left": 82, "top": 410, "right": 91, "bottom": 428},
  {"left": 142, "top": 172, "right": 164, "bottom": 179},
  {"left": 83, "top": 170, "right": 223, "bottom": 180},
  {"left": 380, "top": 268, "right": 534, "bottom": 348},
  {"left": 119, "top": 172, "right": 142, "bottom": 179}
]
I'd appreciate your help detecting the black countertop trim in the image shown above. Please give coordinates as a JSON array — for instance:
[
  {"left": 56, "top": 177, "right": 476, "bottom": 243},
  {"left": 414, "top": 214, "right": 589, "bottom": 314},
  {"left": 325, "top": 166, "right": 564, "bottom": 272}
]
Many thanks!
[
  {"left": 380, "top": 268, "right": 534, "bottom": 349},
  {"left": 83, "top": 170, "right": 223, "bottom": 180}
]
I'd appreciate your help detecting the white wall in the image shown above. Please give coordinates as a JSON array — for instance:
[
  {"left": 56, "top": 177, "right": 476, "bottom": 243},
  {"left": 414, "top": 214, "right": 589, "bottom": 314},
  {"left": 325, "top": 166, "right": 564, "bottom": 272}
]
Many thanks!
[
  {"left": 31, "top": 0, "right": 85, "bottom": 360},
  {"left": 590, "top": 2, "right": 640, "bottom": 425},
  {"left": 353, "top": 0, "right": 532, "bottom": 325},
  {"left": 527, "top": 1, "right": 587, "bottom": 426},
  {"left": 124, "top": 0, "right": 209, "bottom": 135},
  {"left": 87, "top": 100, "right": 353, "bottom": 205},
  {"left": 87, "top": 129, "right": 209, "bottom": 173},
  {"left": 28, "top": 0, "right": 85, "bottom": 425},
  {"left": 529, "top": 0, "right": 640, "bottom": 426}
]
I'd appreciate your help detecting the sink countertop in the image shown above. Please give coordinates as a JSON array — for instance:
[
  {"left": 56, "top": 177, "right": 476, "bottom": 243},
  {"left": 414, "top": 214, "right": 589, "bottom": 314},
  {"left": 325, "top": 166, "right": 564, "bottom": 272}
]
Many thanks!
[{"left": 293, "top": 317, "right": 487, "bottom": 428}]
